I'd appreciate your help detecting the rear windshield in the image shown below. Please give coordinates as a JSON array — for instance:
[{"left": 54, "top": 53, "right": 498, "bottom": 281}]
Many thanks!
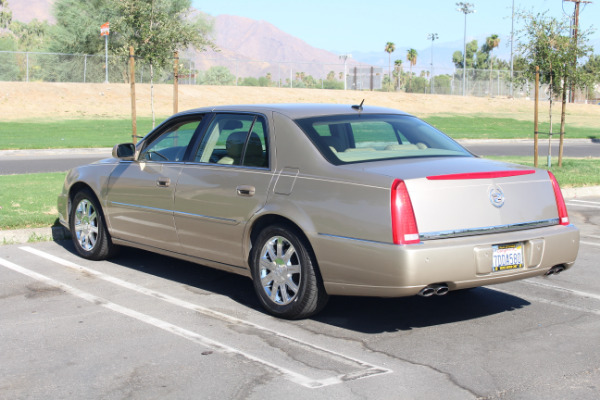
[{"left": 295, "top": 114, "right": 472, "bottom": 165}]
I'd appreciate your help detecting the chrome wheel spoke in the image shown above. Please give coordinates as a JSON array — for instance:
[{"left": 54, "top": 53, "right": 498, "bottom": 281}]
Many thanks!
[
  {"left": 284, "top": 277, "right": 299, "bottom": 294},
  {"left": 279, "top": 237, "right": 288, "bottom": 258},
  {"left": 279, "top": 283, "right": 291, "bottom": 303},
  {"left": 287, "top": 263, "right": 301, "bottom": 275},
  {"left": 270, "top": 283, "right": 281, "bottom": 301},
  {"left": 260, "top": 270, "right": 274, "bottom": 287},
  {"left": 282, "top": 246, "right": 295, "bottom": 264}
]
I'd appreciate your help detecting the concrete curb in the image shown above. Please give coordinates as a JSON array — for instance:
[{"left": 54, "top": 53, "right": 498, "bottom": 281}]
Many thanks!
[
  {"left": 1, "top": 226, "right": 71, "bottom": 245},
  {"left": 2, "top": 185, "right": 599, "bottom": 246}
]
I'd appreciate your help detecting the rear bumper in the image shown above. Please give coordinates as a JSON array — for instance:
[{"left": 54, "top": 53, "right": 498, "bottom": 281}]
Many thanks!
[{"left": 314, "top": 224, "right": 579, "bottom": 297}]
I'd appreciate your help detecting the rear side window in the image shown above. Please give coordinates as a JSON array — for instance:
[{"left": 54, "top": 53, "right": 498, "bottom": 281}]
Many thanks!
[
  {"left": 194, "top": 114, "right": 269, "bottom": 168},
  {"left": 295, "top": 114, "right": 472, "bottom": 165}
]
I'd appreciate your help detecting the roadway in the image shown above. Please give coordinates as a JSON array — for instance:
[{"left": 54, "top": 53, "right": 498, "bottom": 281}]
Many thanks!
[{"left": 1, "top": 139, "right": 599, "bottom": 175}]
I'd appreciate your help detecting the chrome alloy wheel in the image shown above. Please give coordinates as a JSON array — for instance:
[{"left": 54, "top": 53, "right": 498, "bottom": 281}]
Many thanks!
[
  {"left": 258, "top": 236, "right": 302, "bottom": 305},
  {"left": 73, "top": 199, "right": 99, "bottom": 251}
]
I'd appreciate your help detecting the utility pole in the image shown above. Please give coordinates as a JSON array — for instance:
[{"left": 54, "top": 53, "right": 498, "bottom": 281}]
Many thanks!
[{"left": 563, "top": 0, "right": 592, "bottom": 102}]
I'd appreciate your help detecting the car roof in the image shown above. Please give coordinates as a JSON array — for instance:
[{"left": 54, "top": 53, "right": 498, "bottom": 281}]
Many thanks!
[{"left": 175, "top": 103, "right": 412, "bottom": 120}]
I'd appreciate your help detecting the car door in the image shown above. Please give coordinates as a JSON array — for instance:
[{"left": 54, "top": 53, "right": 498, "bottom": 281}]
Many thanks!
[
  {"left": 174, "top": 113, "right": 275, "bottom": 268},
  {"left": 105, "top": 115, "right": 204, "bottom": 252}
]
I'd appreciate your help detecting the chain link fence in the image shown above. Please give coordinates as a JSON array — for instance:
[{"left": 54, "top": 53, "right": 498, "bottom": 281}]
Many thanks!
[{"left": 0, "top": 50, "right": 595, "bottom": 102}]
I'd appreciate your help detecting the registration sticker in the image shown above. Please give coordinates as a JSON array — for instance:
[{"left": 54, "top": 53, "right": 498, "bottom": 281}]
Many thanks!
[{"left": 492, "top": 242, "right": 524, "bottom": 272}]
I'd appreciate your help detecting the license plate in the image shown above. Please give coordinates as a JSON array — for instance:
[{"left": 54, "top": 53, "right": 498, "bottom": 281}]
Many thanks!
[{"left": 492, "top": 242, "right": 524, "bottom": 272}]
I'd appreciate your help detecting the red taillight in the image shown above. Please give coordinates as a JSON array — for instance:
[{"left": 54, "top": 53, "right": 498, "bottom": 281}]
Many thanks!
[
  {"left": 548, "top": 171, "right": 569, "bottom": 226},
  {"left": 391, "top": 179, "right": 420, "bottom": 244}
]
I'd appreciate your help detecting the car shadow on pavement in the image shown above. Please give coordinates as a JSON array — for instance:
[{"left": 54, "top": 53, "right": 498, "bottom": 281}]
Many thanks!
[
  {"left": 57, "top": 241, "right": 531, "bottom": 333},
  {"left": 313, "top": 289, "right": 530, "bottom": 333}
]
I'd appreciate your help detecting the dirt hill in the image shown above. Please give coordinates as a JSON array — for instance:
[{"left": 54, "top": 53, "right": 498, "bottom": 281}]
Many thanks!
[{"left": 1, "top": 82, "right": 599, "bottom": 129}]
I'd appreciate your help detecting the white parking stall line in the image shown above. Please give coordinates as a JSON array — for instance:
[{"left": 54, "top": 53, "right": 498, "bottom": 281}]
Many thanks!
[
  {"left": 17, "top": 247, "right": 391, "bottom": 388},
  {"left": 0, "top": 257, "right": 330, "bottom": 388},
  {"left": 568, "top": 200, "right": 600, "bottom": 205},
  {"left": 580, "top": 241, "right": 600, "bottom": 248},
  {"left": 567, "top": 200, "right": 600, "bottom": 209},
  {"left": 522, "top": 280, "right": 600, "bottom": 303},
  {"left": 492, "top": 285, "right": 600, "bottom": 317}
]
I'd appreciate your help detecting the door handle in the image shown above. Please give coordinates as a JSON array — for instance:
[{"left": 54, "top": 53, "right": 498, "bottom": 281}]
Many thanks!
[
  {"left": 236, "top": 185, "right": 255, "bottom": 197},
  {"left": 156, "top": 177, "right": 171, "bottom": 187}
]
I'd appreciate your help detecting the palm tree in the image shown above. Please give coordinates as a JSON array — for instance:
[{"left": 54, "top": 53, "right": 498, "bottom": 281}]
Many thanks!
[
  {"left": 486, "top": 34, "right": 500, "bottom": 96},
  {"left": 385, "top": 42, "right": 396, "bottom": 90},
  {"left": 394, "top": 59, "right": 403, "bottom": 90},
  {"left": 406, "top": 48, "right": 418, "bottom": 92}
]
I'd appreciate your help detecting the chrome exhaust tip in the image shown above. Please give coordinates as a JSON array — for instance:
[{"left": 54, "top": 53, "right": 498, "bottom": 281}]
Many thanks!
[
  {"left": 545, "top": 265, "right": 565, "bottom": 276},
  {"left": 418, "top": 284, "right": 449, "bottom": 297},
  {"left": 434, "top": 285, "right": 449, "bottom": 296}
]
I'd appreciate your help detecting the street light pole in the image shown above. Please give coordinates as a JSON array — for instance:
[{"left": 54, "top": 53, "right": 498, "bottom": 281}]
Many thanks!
[
  {"left": 427, "top": 33, "right": 438, "bottom": 94},
  {"left": 456, "top": 2, "right": 475, "bottom": 96},
  {"left": 339, "top": 54, "right": 351, "bottom": 90}
]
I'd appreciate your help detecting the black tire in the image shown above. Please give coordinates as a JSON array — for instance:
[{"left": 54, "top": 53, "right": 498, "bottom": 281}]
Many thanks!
[
  {"left": 250, "top": 225, "right": 328, "bottom": 319},
  {"left": 70, "top": 189, "right": 117, "bottom": 260}
]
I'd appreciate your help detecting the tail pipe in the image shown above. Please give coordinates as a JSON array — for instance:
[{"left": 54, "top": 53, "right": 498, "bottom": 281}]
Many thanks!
[
  {"left": 545, "top": 265, "right": 566, "bottom": 276},
  {"left": 418, "top": 284, "right": 449, "bottom": 297}
]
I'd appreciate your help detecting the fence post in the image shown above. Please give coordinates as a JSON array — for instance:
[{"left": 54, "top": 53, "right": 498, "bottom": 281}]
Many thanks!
[
  {"left": 83, "top": 55, "right": 87, "bottom": 83},
  {"left": 26, "top": 52, "right": 29, "bottom": 82},
  {"left": 173, "top": 51, "right": 179, "bottom": 114},
  {"left": 497, "top": 70, "right": 500, "bottom": 97}
]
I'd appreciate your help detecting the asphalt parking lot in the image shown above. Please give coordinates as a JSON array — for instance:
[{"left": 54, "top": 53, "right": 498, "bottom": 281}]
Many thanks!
[{"left": 1, "top": 197, "right": 599, "bottom": 399}]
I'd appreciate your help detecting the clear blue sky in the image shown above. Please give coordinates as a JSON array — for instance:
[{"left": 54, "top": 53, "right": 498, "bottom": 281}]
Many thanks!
[{"left": 191, "top": 0, "right": 599, "bottom": 55}]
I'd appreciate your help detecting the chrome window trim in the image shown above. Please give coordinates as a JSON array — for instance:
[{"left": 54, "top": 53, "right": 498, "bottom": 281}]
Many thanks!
[
  {"left": 182, "top": 161, "right": 270, "bottom": 171},
  {"left": 420, "top": 218, "right": 560, "bottom": 240}
]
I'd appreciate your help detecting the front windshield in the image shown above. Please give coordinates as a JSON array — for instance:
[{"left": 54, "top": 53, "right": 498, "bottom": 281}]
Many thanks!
[{"left": 295, "top": 114, "right": 472, "bottom": 165}]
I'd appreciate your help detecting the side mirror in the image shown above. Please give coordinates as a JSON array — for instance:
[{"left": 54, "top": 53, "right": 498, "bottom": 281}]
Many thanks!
[{"left": 112, "top": 143, "right": 136, "bottom": 160}]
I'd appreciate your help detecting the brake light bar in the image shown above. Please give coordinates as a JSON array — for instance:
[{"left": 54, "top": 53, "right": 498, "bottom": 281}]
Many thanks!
[
  {"left": 427, "top": 170, "right": 536, "bottom": 180},
  {"left": 548, "top": 171, "right": 569, "bottom": 225},
  {"left": 391, "top": 179, "right": 420, "bottom": 244}
]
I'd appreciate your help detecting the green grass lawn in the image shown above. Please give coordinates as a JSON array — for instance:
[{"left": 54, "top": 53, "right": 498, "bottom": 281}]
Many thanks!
[
  {"left": 0, "top": 172, "right": 66, "bottom": 230},
  {"left": 0, "top": 117, "right": 164, "bottom": 149},
  {"left": 1, "top": 115, "right": 598, "bottom": 150},
  {"left": 485, "top": 156, "right": 600, "bottom": 187},
  {"left": 424, "top": 115, "right": 599, "bottom": 140}
]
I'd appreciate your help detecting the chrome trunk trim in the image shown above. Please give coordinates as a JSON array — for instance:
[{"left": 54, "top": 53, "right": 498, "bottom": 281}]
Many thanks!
[{"left": 420, "top": 219, "right": 560, "bottom": 241}]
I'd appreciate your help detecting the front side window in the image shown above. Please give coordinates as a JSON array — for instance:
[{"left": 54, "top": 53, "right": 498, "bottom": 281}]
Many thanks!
[
  {"left": 194, "top": 114, "right": 268, "bottom": 168},
  {"left": 140, "top": 119, "right": 202, "bottom": 162},
  {"left": 295, "top": 114, "right": 472, "bottom": 165}
]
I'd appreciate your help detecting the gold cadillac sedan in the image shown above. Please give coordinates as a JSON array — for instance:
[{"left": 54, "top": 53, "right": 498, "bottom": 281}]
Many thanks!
[{"left": 58, "top": 104, "right": 580, "bottom": 319}]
